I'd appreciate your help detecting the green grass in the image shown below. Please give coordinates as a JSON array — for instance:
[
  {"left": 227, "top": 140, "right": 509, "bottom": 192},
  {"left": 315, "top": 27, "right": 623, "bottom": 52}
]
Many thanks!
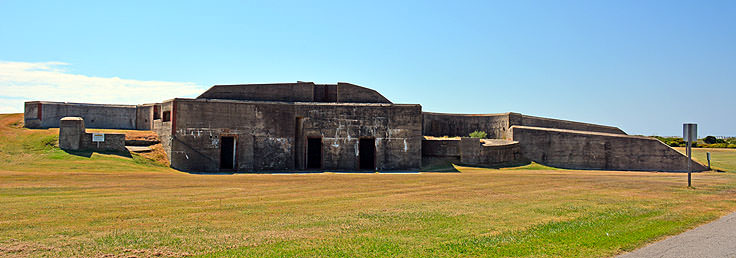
[
  {"left": 674, "top": 147, "right": 736, "bottom": 172},
  {"left": 2, "top": 113, "right": 736, "bottom": 257}
]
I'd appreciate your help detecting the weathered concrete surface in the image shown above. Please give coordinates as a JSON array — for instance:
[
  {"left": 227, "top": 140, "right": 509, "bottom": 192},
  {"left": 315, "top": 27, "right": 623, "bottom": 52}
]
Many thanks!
[
  {"left": 161, "top": 98, "right": 421, "bottom": 172},
  {"left": 422, "top": 112, "right": 626, "bottom": 138},
  {"left": 423, "top": 112, "right": 511, "bottom": 139},
  {"left": 479, "top": 139, "right": 526, "bottom": 165},
  {"left": 196, "top": 82, "right": 391, "bottom": 104},
  {"left": 24, "top": 101, "right": 153, "bottom": 130},
  {"left": 59, "top": 117, "right": 126, "bottom": 152},
  {"left": 518, "top": 113, "right": 626, "bottom": 135},
  {"left": 617, "top": 212, "right": 736, "bottom": 258},
  {"left": 422, "top": 138, "right": 524, "bottom": 167},
  {"left": 135, "top": 104, "right": 154, "bottom": 130},
  {"left": 59, "top": 117, "right": 85, "bottom": 150},
  {"left": 511, "top": 125, "right": 707, "bottom": 172},
  {"left": 422, "top": 138, "right": 461, "bottom": 166}
]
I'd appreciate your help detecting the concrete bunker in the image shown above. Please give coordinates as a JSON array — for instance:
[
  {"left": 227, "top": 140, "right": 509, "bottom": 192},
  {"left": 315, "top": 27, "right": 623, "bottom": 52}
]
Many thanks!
[{"left": 26, "top": 81, "right": 707, "bottom": 173}]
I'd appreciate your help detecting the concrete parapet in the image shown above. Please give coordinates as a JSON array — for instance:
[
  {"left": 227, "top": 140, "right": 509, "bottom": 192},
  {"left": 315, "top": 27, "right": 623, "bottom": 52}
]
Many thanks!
[{"left": 510, "top": 125, "right": 707, "bottom": 172}]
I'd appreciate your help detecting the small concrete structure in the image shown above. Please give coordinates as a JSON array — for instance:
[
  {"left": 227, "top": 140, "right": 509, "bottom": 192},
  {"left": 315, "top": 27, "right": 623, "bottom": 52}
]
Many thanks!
[
  {"left": 59, "top": 117, "right": 126, "bottom": 152},
  {"left": 59, "top": 117, "right": 85, "bottom": 150}
]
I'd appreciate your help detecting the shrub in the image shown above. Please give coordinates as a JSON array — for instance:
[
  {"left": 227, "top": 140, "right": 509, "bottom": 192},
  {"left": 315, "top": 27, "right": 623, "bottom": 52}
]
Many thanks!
[
  {"left": 704, "top": 136, "right": 726, "bottom": 144},
  {"left": 469, "top": 131, "right": 487, "bottom": 139}
]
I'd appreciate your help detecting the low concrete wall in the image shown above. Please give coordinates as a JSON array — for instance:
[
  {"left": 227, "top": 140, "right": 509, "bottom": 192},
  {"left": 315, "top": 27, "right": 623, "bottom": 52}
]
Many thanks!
[
  {"left": 511, "top": 125, "right": 707, "bottom": 172},
  {"left": 80, "top": 132, "right": 126, "bottom": 152},
  {"left": 422, "top": 138, "right": 523, "bottom": 167},
  {"left": 422, "top": 139, "right": 461, "bottom": 166},
  {"left": 59, "top": 117, "right": 126, "bottom": 152}
]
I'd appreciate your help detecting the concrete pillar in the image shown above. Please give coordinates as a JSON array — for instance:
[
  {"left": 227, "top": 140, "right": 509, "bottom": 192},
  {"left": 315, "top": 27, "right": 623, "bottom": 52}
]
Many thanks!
[{"left": 59, "top": 117, "right": 85, "bottom": 150}]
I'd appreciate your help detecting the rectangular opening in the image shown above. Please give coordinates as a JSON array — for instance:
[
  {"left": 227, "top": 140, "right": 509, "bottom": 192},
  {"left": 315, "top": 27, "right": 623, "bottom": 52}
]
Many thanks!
[
  {"left": 307, "top": 137, "right": 322, "bottom": 169},
  {"left": 153, "top": 105, "right": 161, "bottom": 120},
  {"left": 220, "top": 136, "right": 236, "bottom": 170},
  {"left": 359, "top": 138, "right": 375, "bottom": 170},
  {"left": 162, "top": 111, "right": 171, "bottom": 122}
]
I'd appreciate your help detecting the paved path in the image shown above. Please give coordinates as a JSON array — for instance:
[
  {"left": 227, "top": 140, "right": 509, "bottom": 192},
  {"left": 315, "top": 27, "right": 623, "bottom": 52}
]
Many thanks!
[{"left": 617, "top": 212, "right": 736, "bottom": 258}]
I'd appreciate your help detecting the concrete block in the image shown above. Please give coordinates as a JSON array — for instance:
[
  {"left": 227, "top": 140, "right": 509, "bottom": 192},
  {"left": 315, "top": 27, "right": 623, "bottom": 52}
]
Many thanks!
[{"left": 59, "top": 117, "right": 84, "bottom": 150}]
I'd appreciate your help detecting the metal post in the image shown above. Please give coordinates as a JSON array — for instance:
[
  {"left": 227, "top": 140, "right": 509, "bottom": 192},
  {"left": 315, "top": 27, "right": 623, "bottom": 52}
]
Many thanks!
[
  {"left": 707, "top": 152, "right": 711, "bottom": 170},
  {"left": 683, "top": 123, "right": 696, "bottom": 187},
  {"left": 687, "top": 140, "right": 691, "bottom": 187}
]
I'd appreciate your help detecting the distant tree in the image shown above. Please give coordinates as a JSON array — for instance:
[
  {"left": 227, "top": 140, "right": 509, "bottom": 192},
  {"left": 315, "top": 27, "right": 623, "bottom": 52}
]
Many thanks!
[
  {"left": 469, "top": 131, "right": 487, "bottom": 139},
  {"left": 704, "top": 136, "right": 718, "bottom": 144}
]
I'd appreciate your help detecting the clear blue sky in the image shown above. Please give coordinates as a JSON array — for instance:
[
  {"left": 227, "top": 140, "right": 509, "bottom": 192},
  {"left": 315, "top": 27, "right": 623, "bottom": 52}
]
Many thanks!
[{"left": 1, "top": 0, "right": 734, "bottom": 136}]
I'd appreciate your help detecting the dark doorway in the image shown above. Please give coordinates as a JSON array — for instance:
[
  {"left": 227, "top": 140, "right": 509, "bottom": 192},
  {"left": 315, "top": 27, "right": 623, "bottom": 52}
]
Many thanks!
[
  {"left": 220, "top": 136, "right": 236, "bottom": 170},
  {"left": 359, "top": 138, "right": 375, "bottom": 170},
  {"left": 307, "top": 137, "right": 322, "bottom": 169}
]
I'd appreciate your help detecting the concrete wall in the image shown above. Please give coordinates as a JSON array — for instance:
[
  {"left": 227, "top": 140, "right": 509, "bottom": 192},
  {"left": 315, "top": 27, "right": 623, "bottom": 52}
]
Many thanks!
[
  {"left": 152, "top": 101, "right": 174, "bottom": 164},
  {"left": 511, "top": 125, "right": 707, "bottom": 172},
  {"left": 422, "top": 112, "right": 511, "bottom": 139},
  {"left": 421, "top": 138, "right": 523, "bottom": 167},
  {"left": 197, "top": 82, "right": 315, "bottom": 102},
  {"left": 162, "top": 99, "right": 421, "bottom": 172},
  {"left": 24, "top": 101, "right": 154, "bottom": 130},
  {"left": 59, "top": 117, "right": 126, "bottom": 152},
  {"left": 135, "top": 104, "right": 154, "bottom": 130},
  {"left": 196, "top": 82, "right": 392, "bottom": 104},
  {"left": 335, "top": 82, "right": 391, "bottom": 103},
  {"left": 421, "top": 139, "right": 461, "bottom": 167},
  {"left": 422, "top": 112, "right": 626, "bottom": 138},
  {"left": 519, "top": 114, "right": 626, "bottom": 135}
]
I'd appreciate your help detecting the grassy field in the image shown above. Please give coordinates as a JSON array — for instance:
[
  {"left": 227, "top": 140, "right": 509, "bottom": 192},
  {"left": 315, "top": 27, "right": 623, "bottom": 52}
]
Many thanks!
[
  {"left": 674, "top": 147, "right": 736, "bottom": 172},
  {"left": 2, "top": 113, "right": 736, "bottom": 257}
]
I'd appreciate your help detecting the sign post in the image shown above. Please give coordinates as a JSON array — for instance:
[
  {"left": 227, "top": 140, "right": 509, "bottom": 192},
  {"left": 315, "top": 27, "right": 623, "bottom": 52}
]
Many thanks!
[
  {"left": 707, "top": 152, "right": 711, "bottom": 170},
  {"left": 92, "top": 133, "right": 105, "bottom": 149},
  {"left": 683, "top": 123, "right": 697, "bottom": 187}
]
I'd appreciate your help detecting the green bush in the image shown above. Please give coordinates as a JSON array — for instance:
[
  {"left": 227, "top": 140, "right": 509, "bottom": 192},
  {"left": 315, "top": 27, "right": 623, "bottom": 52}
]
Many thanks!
[
  {"left": 704, "top": 136, "right": 726, "bottom": 144},
  {"left": 469, "top": 131, "right": 488, "bottom": 139}
]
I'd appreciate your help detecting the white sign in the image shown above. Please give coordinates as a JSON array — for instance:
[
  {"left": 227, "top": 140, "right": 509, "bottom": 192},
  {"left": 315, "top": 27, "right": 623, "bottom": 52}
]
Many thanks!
[{"left": 92, "top": 133, "right": 105, "bottom": 142}]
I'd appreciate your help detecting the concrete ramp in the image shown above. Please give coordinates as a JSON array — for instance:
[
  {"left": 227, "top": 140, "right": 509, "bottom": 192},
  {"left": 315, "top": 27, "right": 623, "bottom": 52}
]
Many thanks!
[{"left": 510, "top": 126, "right": 707, "bottom": 172}]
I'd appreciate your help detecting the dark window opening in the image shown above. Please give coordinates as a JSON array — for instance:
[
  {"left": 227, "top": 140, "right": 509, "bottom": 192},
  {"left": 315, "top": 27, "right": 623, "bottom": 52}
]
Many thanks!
[
  {"left": 307, "top": 137, "right": 322, "bottom": 169},
  {"left": 162, "top": 111, "right": 171, "bottom": 122},
  {"left": 153, "top": 105, "right": 161, "bottom": 120},
  {"left": 220, "top": 136, "right": 236, "bottom": 170},
  {"left": 359, "top": 138, "right": 375, "bottom": 170}
]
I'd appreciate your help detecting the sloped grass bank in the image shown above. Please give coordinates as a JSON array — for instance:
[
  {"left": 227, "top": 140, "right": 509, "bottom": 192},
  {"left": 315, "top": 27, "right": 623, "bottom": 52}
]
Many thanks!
[{"left": 0, "top": 114, "right": 168, "bottom": 173}]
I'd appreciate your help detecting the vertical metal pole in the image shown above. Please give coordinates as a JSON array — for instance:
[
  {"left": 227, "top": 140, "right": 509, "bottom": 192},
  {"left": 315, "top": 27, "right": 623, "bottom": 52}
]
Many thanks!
[{"left": 687, "top": 140, "right": 692, "bottom": 187}]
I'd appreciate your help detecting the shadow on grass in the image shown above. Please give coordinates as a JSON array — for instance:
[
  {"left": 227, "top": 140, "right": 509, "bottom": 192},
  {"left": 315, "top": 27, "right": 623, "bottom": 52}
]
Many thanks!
[{"left": 63, "top": 149, "right": 132, "bottom": 158}]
